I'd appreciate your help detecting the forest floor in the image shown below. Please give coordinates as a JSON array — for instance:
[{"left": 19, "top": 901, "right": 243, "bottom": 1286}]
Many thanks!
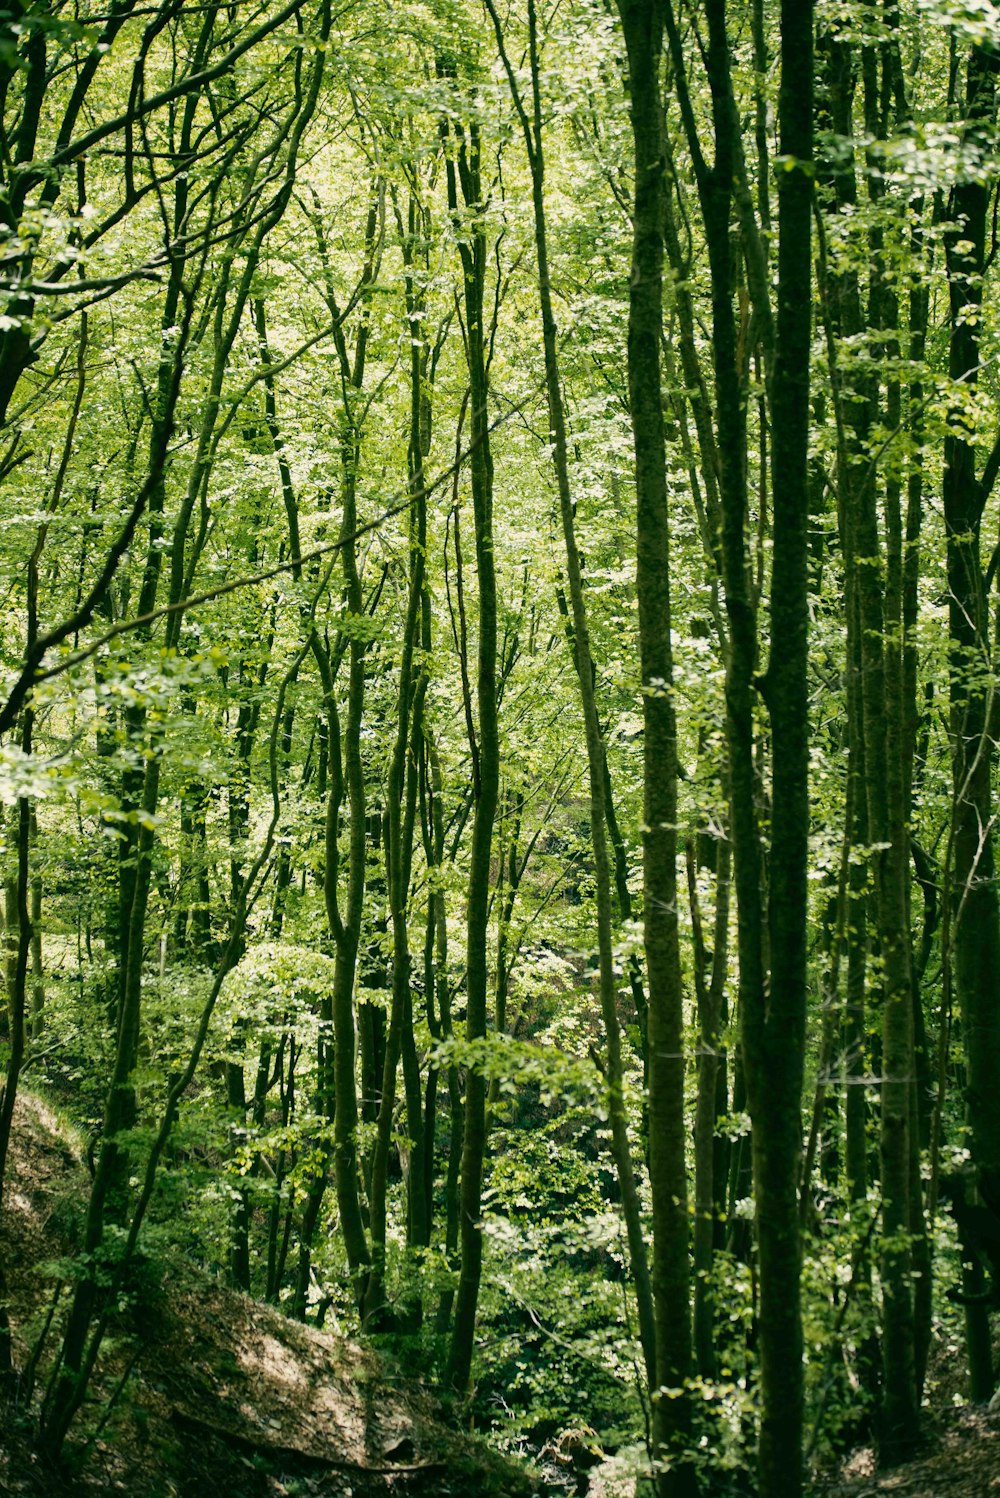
[
  {"left": 2, "top": 1090, "right": 1000, "bottom": 1497},
  {"left": 813, "top": 1395, "right": 1000, "bottom": 1498},
  {"left": 0, "top": 1092, "right": 540, "bottom": 1498},
  {"left": 809, "top": 1286, "right": 1000, "bottom": 1497}
]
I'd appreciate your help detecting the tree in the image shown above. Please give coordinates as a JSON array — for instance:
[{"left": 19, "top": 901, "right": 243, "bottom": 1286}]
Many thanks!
[
  {"left": 942, "top": 26, "right": 1000, "bottom": 1405},
  {"left": 615, "top": 1, "right": 694, "bottom": 1488},
  {"left": 659, "top": 0, "right": 814, "bottom": 1489}
]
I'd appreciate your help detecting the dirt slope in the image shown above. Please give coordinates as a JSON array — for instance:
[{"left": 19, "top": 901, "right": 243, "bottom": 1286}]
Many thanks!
[
  {"left": 0, "top": 1093, "right": 538, "bottom": 1498},
  {"left": 812, "top": 1400, "right": 1000, "bottom": 1498}
]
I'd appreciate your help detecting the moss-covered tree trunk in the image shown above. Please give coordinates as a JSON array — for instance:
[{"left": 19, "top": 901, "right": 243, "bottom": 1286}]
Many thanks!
[
  {"left": 445, "top": 112, "right": 500, "bottom": 1395},
  {"left": 943, "top": 37, "right": 1000, "bottom": 1404},
  {"left": 616, "top": 4, "right": 696, "bottom": 1485},
  {"left": 744, "top": 3, "right": 812, "bottom": 1490}
]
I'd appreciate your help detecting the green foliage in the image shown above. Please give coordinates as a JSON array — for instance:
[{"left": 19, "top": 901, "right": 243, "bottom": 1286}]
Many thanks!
[{"left": 1, "top": 0, "right": 999, "bottom": 1484}]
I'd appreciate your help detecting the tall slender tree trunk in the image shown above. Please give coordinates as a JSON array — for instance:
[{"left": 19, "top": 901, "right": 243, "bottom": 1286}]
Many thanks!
[
  {"left": 744, "top": 5, "right": 813, "bottom": 1491},
  {"left": 616, "top": 4, "right": 696, "bottom": 1485},
  {"left": 688, "top": 839, "right": 730, "bottom": 1382},
  {"left": 0, "top": 715, "right": 32, "bottom": 1389},
  {"left": 368, "top": 194, "right": 435, "bottom": 1321},
  {"left": 943, "top": 37, "right": 1000, "bottom": 1404},
  {"left": 445, "top": 110, "right": 500, "bottom": 1395}
]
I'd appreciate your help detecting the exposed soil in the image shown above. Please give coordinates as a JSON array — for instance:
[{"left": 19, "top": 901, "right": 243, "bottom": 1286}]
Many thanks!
[{"left": 0, "top": 1093, "right": 538, "bottom": 1498}]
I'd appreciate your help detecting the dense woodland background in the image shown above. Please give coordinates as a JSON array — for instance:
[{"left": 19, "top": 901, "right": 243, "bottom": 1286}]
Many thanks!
[{"left": 1, "top": 1, "right": 999, "bottom": 1494}]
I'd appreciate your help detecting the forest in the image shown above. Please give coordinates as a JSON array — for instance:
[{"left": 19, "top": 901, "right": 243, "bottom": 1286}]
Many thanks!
[{"left": 0, "top": 0, "right": 999, "bottom": 1495}]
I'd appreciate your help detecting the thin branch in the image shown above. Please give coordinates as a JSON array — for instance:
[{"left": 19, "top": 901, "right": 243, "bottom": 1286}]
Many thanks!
[{"left": 19, "top": 401, "right": 526, "bottom": 697}]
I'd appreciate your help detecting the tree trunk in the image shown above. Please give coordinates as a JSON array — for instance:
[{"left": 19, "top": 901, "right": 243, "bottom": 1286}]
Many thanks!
[
  {"left": 444, "top": 106, "right": 500, "bottom": 1395},
  {"left": 745, "top": 4, "right": 813, "bottom": 1489},
  {"left": 617, "top": 6, "right": 698, "bottom": 1484},
  {"left": 943, "top": 38, "right": 1000, "bottom": 1404}
]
